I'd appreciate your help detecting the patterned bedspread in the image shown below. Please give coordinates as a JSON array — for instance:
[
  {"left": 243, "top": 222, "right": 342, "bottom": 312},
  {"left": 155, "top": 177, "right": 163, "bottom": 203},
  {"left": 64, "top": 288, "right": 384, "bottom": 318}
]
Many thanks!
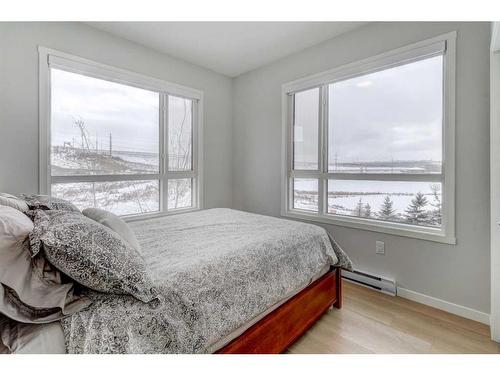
[{"left": 61, "top": 208, "right": 351, "bottom": 353}]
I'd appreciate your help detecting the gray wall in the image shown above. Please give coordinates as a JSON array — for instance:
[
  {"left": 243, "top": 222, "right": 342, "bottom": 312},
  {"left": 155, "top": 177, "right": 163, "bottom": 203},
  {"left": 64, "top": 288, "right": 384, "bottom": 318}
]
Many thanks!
[
  {"left": 0, "top": 22, "right": 233, "bottom": 208},
  {"left": 232, "top": 22, "right": 491, "bottom": 313},
  {"left": 490, "top": 30, "right": 500, "bottom": 339},
  {"left": 0, "top": 22, "right": 492, "bottom": 314}
]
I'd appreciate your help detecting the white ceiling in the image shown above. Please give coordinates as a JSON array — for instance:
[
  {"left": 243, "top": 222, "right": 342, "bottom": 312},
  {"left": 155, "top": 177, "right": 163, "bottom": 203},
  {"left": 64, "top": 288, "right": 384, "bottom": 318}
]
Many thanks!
[{"left": 87, "top": 22, "right": 367, "bottom": 77}]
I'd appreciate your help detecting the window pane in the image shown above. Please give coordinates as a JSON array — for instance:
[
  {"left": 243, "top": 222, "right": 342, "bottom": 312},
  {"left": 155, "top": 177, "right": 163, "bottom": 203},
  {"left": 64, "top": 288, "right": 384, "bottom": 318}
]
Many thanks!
[
  {"left": 168, "top": 178, "right": 193, "bottom": 210},
  {"left": 50, "top": 69, "right": 160, "bottom": 176},
  {"left": 292, "top": 178, "right": 318, "bottom": 212},
  {"left": 327, "top": 180, "right": 442, "bottom": 227},
  {"left": 51, "top": 180, "right": 160, "bottom": 216},
  {"left": 168, "top": 96, "right": 192, "bottom": 171},
  {"left": 328, "top": 56, "right": 443, "bottom": 174},
  {"left": 293, "top": 88, "right": 319, "bottom": 170}
]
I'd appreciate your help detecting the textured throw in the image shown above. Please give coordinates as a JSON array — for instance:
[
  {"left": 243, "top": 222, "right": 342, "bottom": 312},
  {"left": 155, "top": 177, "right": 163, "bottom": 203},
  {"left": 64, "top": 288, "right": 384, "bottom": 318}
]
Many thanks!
[{"left": 61, "top": 208, "right": 352, "bottom": 353}]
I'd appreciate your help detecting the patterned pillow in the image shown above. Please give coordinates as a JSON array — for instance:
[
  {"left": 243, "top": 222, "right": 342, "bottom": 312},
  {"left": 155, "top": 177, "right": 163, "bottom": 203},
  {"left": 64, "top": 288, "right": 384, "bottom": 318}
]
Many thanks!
[
  {"left": 22, "top": 194, "right": 79, "bottom": 212},
  {"left": 28, "top": 210, "right": 159, "bottom": 304}
]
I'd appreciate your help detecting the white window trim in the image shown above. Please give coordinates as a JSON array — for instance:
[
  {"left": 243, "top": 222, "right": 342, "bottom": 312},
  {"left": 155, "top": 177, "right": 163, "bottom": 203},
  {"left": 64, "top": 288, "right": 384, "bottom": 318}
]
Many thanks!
[
  {"left": 38, "top": 46, "right": 204, "bottom": 220},
  {"left": 281, "top": 32, "right": 456, "bottom": 244}
]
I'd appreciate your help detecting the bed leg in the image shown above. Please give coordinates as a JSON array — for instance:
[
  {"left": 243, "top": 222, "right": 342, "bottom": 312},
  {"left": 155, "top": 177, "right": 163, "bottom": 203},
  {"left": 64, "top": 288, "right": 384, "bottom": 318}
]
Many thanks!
[{"left": 333, "top": 268, "right": 342, "bottom": 309}]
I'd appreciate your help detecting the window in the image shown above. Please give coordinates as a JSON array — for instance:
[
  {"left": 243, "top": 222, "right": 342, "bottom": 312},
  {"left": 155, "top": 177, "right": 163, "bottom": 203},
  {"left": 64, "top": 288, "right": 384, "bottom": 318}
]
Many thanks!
[
  {"left": 282, "top": 33, "right": 456, "bottom": 243},
  {"left": 39, "top": 48, "right": 203, "bottom": 218}
]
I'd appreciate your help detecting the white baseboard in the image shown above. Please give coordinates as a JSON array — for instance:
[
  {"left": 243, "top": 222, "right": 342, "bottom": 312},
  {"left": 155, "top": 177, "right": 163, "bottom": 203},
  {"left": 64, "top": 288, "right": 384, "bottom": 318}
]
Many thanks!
[
  {"left": 397, "top": 287, "right": 490, "bottom": 325},
  {"left": 490, "top": 315, "right": 500, "bottom": 342}
]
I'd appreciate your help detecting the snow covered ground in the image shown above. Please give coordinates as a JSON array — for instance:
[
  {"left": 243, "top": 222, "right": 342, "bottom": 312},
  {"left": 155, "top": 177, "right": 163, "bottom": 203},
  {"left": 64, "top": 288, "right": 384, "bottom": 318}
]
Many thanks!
[
  {"left": 293, "top": 179, "right": 441, "bottom": 227},
  {"left": 51, "top": 147, "right": 192, "bottom": 215},
  {"left": 52, "top": 180, "right": 160, "bottom": 216}
]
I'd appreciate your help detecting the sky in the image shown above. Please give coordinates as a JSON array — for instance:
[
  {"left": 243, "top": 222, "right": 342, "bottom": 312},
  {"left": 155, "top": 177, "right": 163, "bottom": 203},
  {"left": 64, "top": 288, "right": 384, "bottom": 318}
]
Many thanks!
[
  {"left": 52, "top": 55, "right": 443, "bottom": 164},
  {"left": 51, "top": 68, "right": 192, "bottom": 154},
  {"left": 294, "top": 55, "right": 443, "bottom": 168}
]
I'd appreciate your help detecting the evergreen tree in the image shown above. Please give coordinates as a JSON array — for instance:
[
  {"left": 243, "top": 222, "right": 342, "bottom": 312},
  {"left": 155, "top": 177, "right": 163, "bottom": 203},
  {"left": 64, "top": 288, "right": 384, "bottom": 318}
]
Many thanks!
[
  {"left": 363, "top": 203, "right": 372, "bottom": 218},
  {"left": 355, "top": 198, "right": 364, "bottom": 217},
  {"left": 404, "top": 192, "right": 429, "bottom": 225},
  {"left": 429, "top": 184, "right": 442, "bottom": 226},
  {"left": 378, "top": 195, "right": 396, "bottom": 220}
]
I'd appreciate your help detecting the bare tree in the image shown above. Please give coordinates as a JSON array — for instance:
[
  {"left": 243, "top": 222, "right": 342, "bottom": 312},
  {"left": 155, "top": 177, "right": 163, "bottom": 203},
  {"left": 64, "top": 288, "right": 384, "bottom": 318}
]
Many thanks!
[
  {"left": 72, "top": 116, "right": 91, "bottom": 152},
  {"left": 168, "top": 99, "right": 192, "bottom": 208},
  {"left": 72, "top": 116, "right": 99, "bottom": 207}
]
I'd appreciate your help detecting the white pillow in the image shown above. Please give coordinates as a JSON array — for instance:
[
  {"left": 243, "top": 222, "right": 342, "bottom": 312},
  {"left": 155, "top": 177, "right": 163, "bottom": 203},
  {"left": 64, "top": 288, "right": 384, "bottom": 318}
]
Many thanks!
[
  {"left": 0, "top": 193, "right": 28, "bottom": 212},
  {"left": 82, "top": 208, "right": 141, "bottom": 252},
  {"left": 0, "top": 206, "right": 90, "bottom": 323}
]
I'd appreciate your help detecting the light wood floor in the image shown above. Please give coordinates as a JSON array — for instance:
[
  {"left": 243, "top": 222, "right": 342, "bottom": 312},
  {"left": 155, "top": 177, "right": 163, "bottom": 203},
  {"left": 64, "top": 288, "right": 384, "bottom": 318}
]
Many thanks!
[{"left": 288, "top": 280, "right": 500, "bottom": 354}]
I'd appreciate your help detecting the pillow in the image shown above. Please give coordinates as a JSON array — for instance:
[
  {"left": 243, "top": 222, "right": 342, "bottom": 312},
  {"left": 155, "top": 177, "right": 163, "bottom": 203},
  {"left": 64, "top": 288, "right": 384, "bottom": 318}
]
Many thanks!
[
  {"left": 0, "top": 314, "right": 10, "bottom": 354},
  {"left": 28, "top": 210, "right": 158, "bottom": 304},
  {"left": 0, "top": 317, "right": 65, "bottom": 354},
  {"left": 82, "top": 208, "right": 141, "bottom": 252},
  {"left": 21, "top": 194, "right": 79, "bottom": 212},
  {"left": 0, "top": 193, "right": 29, "bottom": 212},
  {"left": 0, "top": 206, "right": 91, "bottom": 324}
]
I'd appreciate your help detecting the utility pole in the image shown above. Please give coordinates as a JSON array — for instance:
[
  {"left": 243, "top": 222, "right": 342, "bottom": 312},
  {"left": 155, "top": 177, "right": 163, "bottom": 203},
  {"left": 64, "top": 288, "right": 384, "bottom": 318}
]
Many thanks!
[{"left": 109, "top": 133, "right": 112, "bottom": 156}]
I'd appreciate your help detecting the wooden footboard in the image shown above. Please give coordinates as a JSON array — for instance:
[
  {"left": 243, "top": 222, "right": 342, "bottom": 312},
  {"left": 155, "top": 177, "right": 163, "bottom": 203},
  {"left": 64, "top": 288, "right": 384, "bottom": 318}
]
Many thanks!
[{"left": 216, "top": 267, "right": 341, "bottom": 354}]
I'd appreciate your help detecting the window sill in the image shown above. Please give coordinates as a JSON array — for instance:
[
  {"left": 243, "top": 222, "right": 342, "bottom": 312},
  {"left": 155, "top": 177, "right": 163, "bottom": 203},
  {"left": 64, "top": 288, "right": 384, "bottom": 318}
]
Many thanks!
[
  {"left": 123, "top": 207, "right": 200, "bottom": 223},
  {"left": 281, "top": 209, "right": 456, "bottom": 245}
]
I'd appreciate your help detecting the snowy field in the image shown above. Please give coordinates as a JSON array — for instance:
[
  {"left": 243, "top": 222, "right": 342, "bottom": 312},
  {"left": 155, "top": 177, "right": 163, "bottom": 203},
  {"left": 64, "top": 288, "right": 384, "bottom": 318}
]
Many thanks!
[
  {"left": 52, "top": 180, "right": 160, "bottom": 216},
  {"left": 51, "top": 147, "right": 159, "bottom": 176},
  {"left": 293, "top": 179, "right": 441, "bottom": 227},
  {"left": 51, "top": 147, "right": 192, "bottom": 215}
]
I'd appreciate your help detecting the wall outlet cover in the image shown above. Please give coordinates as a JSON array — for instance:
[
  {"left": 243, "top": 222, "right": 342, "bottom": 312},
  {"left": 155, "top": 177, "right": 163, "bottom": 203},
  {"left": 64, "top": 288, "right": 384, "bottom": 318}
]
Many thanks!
[{"left": 376, "top": 241, "right": 385, "bottom": 255}]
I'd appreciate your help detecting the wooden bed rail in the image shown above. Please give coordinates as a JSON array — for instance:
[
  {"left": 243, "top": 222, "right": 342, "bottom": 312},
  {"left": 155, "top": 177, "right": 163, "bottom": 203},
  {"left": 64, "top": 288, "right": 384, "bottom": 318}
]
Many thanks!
[{"left": 217, "top": 267, "right": 341, "bottom": 354}]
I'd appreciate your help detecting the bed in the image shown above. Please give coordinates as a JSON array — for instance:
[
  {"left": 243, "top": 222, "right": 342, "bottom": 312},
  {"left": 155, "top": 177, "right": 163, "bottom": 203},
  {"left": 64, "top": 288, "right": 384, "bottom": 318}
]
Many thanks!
[{"left": 1, "top": 208, "right": 351, "bottom": 354}]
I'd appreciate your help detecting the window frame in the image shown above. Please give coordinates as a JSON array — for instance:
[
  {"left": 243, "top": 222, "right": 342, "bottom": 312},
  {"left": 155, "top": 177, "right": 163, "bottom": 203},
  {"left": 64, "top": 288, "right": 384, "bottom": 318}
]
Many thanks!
[
  {"left": 281, "top": 32, "right": 456, "bottom": 244},
  {"left": 38, "top": 46, "right": 204, "bottom": 220}
]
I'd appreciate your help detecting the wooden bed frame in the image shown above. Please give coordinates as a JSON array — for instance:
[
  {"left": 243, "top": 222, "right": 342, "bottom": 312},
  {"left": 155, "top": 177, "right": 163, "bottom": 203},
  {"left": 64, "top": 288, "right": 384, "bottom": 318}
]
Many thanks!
[{"left": 216, "top": 267, "right": 342, "bottom": 354}]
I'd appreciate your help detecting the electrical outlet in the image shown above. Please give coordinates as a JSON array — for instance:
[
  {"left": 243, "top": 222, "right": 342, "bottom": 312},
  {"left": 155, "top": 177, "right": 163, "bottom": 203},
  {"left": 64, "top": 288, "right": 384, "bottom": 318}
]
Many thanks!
[{"left": 376, "top": 241, "right": 385, "bottom": 255}]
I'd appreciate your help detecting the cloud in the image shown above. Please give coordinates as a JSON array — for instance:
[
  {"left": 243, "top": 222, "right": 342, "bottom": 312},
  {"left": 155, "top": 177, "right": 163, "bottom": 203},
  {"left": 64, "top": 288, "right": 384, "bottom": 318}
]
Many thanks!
[
  {"left": 296, "top": 55, "right": 443, "bottom": 165},
  {"left": 51, "top": 69, "right": 190, "bottom": 154}
]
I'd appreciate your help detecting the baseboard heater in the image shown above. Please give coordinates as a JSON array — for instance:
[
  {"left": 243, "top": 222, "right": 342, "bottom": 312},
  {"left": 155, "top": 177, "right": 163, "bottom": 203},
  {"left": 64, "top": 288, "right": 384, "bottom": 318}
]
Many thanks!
[{"left": 342, "top": 269, "right": 396, "bottom": 296}]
